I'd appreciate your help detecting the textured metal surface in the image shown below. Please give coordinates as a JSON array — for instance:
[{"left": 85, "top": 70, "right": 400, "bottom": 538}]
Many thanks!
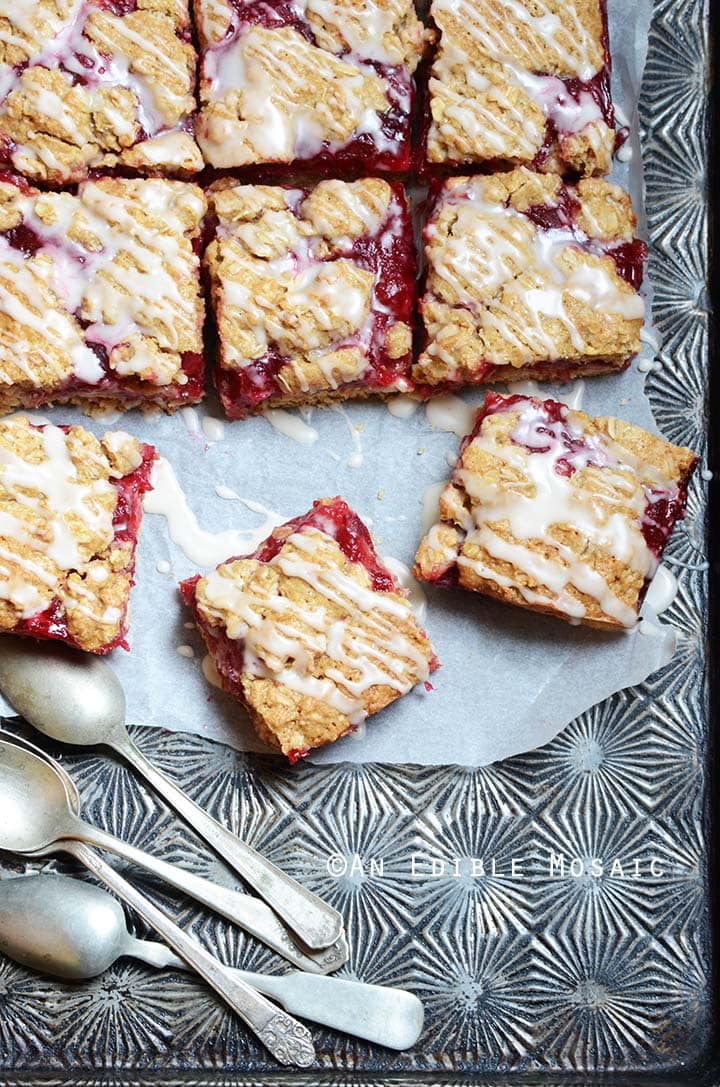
[{"left": 0, "top": 0, "right": 713, "bottom": 1079}]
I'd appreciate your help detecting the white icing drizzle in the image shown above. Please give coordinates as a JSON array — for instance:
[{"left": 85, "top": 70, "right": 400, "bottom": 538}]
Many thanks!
[
  {"left": 303, "top": 0, "right": 400, "bottom": 65},
  {"left": 143, "top": 457, "right": 286, "bottom": 568},
  {"left": 215, "top": 484, "right": 240, "bottom": 501},
  {"left": 181, "top": 407, "right": 201, "bottom": 436},
  {"left": 382, "top": 556, "right": 428, "bottom": 623},
  {"left": 387, "top": 394, "right": 420, "bottom": 419},
  {"left": 422, "top": 482, "right": 447, "bottom": 532},
  {"left": 640, "top": 325, "right": 663, "bottom": 353},
  {"left": 202, "top": 652, "right": 224, "bottom": 689},
  {"left": 332, "top": 405, "right": 364, "bottom": 468},
  {"left": 507, "top": 378, "right": 586, "bottom": 410},
  {"left": 176, "top": 644, "right": 195, "bottom": 658},
  {"left": 454, "top": 401, "right": 673, "bottom": 627},
  {"left": 202, "top": 417, "right": 226, "bottom": 443},
  {"left": 200, "top": 527, "right": 430, "bottom": 725}
]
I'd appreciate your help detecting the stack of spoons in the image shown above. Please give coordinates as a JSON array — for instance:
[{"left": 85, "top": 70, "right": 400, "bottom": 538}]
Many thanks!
[{"left": 0, "top": 639, "right": 424, "bottom": 1065}]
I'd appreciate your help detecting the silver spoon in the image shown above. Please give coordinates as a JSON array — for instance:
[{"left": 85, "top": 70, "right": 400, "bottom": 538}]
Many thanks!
[
  {"left": 0, "top": 731, "right": 346, "bottom": 975},
  {"left": 0, "top": 875, "right": 424, "bottom": 1050},
  {"left": 0, "top": 639, "right": 342, "bottom": 951},
  {"left": 0, "top": 742, "right": 315, "bottom": 1065}
]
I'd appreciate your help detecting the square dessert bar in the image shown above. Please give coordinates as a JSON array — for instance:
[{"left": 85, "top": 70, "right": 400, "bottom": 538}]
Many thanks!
[
  {"left": 423, "top": 0, "right": 616, "bottom": 176},
  {"left": 414, "top": 393, "right": 697, "bottom": 630},
  {"left": 195, "top": 0, "right": 432, "bottom": 172},
  {"left": 0, "top": 417, "right": 155, "bottom": 653},
  {"left": 414, "top": 169, "right": 646, "bottom": 391},
  {"left": 0, "top": 0, "right": 202, "bottom": 187},
  {"left": 181, "top": 497, "right": 438, "bottom": 761},
  {"left": 0, "top": 174, "right": 206, "bottom": 414},
  {"left": 206, "top": 179, "right": 415, "bottom": 417}
]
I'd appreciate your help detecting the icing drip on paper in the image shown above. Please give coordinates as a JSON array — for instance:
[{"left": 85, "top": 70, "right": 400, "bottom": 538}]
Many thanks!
[
  {"left": 425, "top": 395, "right": 478, "bottom": 437},
  {"left": 143, "top": 457, "right": 285, "bottom": 567},
  {"left": 263, "top": 408, "right": 319, "bottom": 445}
]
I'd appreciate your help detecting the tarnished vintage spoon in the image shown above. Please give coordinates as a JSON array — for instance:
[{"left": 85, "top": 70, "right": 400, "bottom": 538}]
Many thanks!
[
  {"left": 0, "top": 741, "right": 315, "bottom": 1066},
  {"left": 0, "top": 875, "right": 424, "bottom": 1050},
  {"left": 0, "top": 638, "right": 343, "bottom": 951},
  {"left": 0, "top": 730, "right": 347, "bottom": 975}
]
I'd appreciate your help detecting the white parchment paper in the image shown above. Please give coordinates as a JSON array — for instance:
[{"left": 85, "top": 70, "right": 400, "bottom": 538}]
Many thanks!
[{"left": 1, "top": 0, "right": 678, "bottom": 766}]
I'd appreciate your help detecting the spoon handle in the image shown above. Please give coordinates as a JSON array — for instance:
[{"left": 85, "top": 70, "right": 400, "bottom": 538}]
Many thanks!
[
  {"left": 132, "top": 938, "right": 424, "bottom": 1050},
  {"left": 112, "top": 732, "right": 343, "bottom": 951},
  {"left": 63, "top": 840, "right": 316, "bottom": 1067},
  {"left": 63, "top": 820, "right": 345, "bottom": 975},
  {"left": 233, "top": 970, "right": 425, "bottom": 1051}
]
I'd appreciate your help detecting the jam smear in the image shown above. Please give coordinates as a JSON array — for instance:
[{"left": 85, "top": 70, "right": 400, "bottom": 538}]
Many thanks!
[
  {"left": 98, "top": 0, "right": 138, "bottom": 14},
  {"left": 641, "top": 484, "right": 690, "bottom": 558},
  {"left": 606, "top": 239, "right": 647, "bottom": 290},
  {"left": 523, "top": 185, "right": 581, "bottom": 232},
  {"left": 1, "top": 222, "right": 45, "bottom": 257}
]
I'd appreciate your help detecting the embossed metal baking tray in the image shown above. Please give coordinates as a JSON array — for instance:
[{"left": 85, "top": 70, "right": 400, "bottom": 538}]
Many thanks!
[{"left": 0, "top": 0, "right": 716, "bottom": 1081}]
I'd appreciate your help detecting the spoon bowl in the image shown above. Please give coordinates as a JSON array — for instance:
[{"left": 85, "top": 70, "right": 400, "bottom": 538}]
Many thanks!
[
  {"left": 0, "top": 741, "right": 75, "bottom": 853},
  {"left": 0, "top": 875, "right": 129, "bottom": 979},
  {"left": 0, "top": 640, "right": 125, "bottom": 747}
]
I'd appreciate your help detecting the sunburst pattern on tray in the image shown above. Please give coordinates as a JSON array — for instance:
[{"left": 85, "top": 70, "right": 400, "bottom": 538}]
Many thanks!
[{"left": 0, "top": 0, "right": 712, "bottom": 1078}]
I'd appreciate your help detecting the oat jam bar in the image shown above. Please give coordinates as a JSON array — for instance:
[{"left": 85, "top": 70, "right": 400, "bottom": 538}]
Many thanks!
[
  {"left": 205, "top": 179, "right": 415, "bottom": 417},
  {"left": 0, "top": 174, "right": 206, "bottom": 413},
  {"left": 181, "top": 497, "right": 438, "bottom": 761},
  {"left": 415, "top": 169, "right": 646, "bottom": 391},
  {"left": 415, "top": 394, "right": 696, "bottom": 630},
  {"left": 0, "top": 417, "right": 155, "bottom": 653},
  {"left": 195, "top": 0, "right": 432, "bottom": 172},
  {"left": 0, "top": 0, "right": 202, "bottom": 186},
  {"left": 423, "top": 0, "right": 616, "bottom": 175}
]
